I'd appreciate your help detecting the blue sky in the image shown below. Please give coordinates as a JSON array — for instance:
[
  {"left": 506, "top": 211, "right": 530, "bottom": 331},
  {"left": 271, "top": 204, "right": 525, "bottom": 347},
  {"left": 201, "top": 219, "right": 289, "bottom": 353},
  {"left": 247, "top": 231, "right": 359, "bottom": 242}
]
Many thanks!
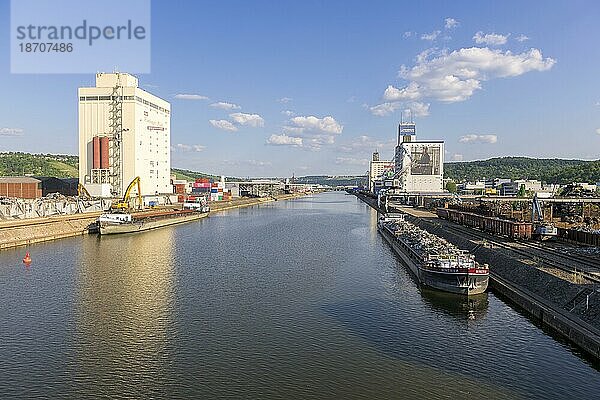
[{"left": 1, "top": 0, "right": 599, "bottom": 177}]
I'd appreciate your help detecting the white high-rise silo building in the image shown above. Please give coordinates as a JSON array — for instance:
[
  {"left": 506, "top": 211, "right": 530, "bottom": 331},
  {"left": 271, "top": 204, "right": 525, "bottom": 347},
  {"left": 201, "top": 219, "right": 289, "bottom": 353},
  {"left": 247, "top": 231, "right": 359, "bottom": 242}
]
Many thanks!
[
  {"left": 78, "top": 72, "right": 171, "bottom": 199},
  {"left": 394, "top": 122, "right": 444, "bottom": 193}
]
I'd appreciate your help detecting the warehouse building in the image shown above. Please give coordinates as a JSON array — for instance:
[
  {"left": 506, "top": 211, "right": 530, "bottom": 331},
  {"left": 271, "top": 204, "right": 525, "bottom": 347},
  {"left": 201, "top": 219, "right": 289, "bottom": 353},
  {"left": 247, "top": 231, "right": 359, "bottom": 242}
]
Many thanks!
[
  {"left": 0, "top": 176, "right": 42, "bottom": 199},
  {"left": 78, "top": 72, "right": 171, "bottom": 199}
]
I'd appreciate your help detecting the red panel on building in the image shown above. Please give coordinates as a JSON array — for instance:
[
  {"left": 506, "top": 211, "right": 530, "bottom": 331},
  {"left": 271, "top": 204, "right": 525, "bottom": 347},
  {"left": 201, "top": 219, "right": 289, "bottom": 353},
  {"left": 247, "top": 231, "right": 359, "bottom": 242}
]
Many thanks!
[
  {"left": 92, "top": 136, "right": 100, "bottom": 169},
  {"left": 100, "top": 137, "right": 110, "bottom": 169}
]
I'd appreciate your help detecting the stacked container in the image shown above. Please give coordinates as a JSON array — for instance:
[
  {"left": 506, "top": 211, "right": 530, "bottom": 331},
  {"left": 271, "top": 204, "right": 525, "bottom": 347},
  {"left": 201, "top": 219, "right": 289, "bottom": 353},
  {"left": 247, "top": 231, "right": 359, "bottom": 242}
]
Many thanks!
[
  {"left": 210, "top": 181, "right": 225, "bottom": 201},
  {"left": 192, "top": 178, "right": 211, "bottom": 196}
]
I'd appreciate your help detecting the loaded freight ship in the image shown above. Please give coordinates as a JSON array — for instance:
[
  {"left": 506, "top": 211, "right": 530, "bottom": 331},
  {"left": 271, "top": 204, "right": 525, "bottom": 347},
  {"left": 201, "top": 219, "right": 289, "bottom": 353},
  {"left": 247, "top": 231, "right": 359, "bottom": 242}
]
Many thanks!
[
  {"left": 97, "top": 206, "right": 209, "bottom": 235},
  {"left": 378, "top": 214, "right": 489, "bottom": 295}
]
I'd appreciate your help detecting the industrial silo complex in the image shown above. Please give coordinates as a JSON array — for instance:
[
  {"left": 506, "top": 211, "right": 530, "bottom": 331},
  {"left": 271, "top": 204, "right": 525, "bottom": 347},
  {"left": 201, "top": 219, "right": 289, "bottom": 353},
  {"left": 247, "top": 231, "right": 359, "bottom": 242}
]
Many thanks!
[{"left": 78, "top": 72, "right": 171, "bottom": 202}]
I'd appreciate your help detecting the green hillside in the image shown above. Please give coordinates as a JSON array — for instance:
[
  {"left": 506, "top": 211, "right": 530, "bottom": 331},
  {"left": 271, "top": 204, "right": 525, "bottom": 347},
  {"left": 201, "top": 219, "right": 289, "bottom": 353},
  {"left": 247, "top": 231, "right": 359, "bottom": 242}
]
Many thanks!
[
  {"left": 444, "top": 157, "right": 600, "bottom": 184},
  {"left": 0, "top": 152, "right": 79, "bottom": 177},
  {"left": 171, "top": 168, "right": 218, "bottom": 181}
]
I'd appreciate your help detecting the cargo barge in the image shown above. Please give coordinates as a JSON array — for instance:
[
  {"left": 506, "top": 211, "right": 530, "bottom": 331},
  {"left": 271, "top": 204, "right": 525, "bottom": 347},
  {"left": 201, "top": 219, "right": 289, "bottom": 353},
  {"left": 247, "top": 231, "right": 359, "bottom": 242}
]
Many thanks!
[
  {"left": 97, "top": 208, "right": 208, "bottom": 235},
  {"left": 378, "top": 214, "right": 489, "bottom": 295}
]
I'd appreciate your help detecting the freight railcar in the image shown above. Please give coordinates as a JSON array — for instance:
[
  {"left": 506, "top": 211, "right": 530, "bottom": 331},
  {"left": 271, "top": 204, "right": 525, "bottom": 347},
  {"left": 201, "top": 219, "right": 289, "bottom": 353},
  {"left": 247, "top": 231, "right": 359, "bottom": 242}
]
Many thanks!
[{"left": 436, "top": 208, "right": 533, "bottom": 240}]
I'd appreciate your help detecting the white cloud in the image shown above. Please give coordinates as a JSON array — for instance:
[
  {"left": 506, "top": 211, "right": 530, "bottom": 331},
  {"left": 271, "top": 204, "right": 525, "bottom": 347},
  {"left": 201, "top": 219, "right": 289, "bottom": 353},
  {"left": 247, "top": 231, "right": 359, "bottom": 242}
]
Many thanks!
[
  {"left": 403, "top": 31, "right": 414, "bottom": 38},
  {"left": 0, "top": 127, "right": 24, "bottom": 136},
  {"left": 229, "top": 112, "right": 265, "bottom": 127},
  {"left": 405, "top": 101, "right": 430, "bottom": 117},
  {"left": 277, "top": 97, "right": 293, "bottom": 103},
  {"left": 383, "top": 47, "right": 555, "bottom": 103},
  {"left": 172, "top": 143, "right": 206, "bottom": 152},
  {"left": 451, "top": 154, "right": 464, "bottom": 161},
  {"left": 368, "top": 102, "right": 402, "bottom": 117},
  {"left": 368, "top": 101, "right": 430, "bottom": 117},
  {"left": 421, "top": 30, "right": 441, "bottom": 41},
  {"left": 596, "top": 128, "right": 600, "bottom": 135},
  {"left": 246, "top": 160, "right": 272, "bottom": 167},
  {"left": 210, "top": 102, "right": 241, "bottom": 110},
  {"left": 281, "top": 110, "right": 295, "bottom": 116},
  {"left": 515, "top": 34, "right": 530, "bottom": 42},
  {"left": 335, "top": 157, "right": 369, "bottom": 166},
  {"left": 209, "top": 119, "right": 238, "bottom": 132},
  {"left": 473, "top": 31, "right": 509, "bottom": 46},
  {"left": 174, "top": 94, "right": 209, "bottom": 100},
  {"left": 445, "top": 18, "right": 459, "bottom": 29},
  {"left": 172, "top": 143, "right": 191, "bottom": 151},
  {"left": 383, "top": 82, "right": 421, "bottom": 101},
  {"left": 459, "top": 134, "right": 498, "bottom": 144},
  {"left": 222, "top": 159, "right": 272, "bottom": 167},
  {"left": 266, "top": 134, "right": 303, "bottom": 146},
  {"left": 270, "top": 115, "right": 343, "bottom": 151},
  {"left": 285, "top": 116, "right": 343, "bottom": 135}
]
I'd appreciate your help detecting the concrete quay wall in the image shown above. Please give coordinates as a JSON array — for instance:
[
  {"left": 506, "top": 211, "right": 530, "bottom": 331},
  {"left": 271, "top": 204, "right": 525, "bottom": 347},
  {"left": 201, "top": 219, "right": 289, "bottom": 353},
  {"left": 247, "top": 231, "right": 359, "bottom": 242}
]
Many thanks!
[
  {"left": 0, "top": 213, "right": 100, "bottom": 250},
  {"left": 490, "top": 274, "right": 600, "bottom": 360}
]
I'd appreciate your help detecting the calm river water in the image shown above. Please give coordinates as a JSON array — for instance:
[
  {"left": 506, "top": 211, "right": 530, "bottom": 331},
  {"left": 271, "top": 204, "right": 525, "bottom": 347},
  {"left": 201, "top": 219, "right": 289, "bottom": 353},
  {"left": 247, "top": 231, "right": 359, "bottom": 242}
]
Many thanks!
[{"left": 1, "top": 192, "right": 599, "bottom": 399}]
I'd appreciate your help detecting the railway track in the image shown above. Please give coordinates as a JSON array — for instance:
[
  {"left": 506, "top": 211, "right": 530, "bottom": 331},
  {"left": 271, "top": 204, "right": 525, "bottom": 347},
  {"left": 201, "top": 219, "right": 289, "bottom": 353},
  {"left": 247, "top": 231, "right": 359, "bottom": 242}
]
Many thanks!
[
  {"left": 519, "top": 240, "right": 600, "bottom": 269},
  {"left": 428, "top": 218, "right": 600, "bottom": 284}
]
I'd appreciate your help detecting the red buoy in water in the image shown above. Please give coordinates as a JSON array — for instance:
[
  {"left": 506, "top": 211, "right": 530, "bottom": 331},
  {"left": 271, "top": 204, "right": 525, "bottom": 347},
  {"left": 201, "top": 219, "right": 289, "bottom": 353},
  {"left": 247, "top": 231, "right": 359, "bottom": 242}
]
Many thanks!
[{"left": 23, "top": 252, "right": 32, "bottom": 265}]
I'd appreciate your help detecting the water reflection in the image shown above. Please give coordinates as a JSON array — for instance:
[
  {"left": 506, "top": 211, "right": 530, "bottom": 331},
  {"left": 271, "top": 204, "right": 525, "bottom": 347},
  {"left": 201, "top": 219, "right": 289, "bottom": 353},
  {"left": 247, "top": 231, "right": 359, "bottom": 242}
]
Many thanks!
[
  {"left": 71, "top": 228, "right": 176, "bottom": 396},
  {"left": 419, "top": 288, "right": 489, "bottom": 324}
]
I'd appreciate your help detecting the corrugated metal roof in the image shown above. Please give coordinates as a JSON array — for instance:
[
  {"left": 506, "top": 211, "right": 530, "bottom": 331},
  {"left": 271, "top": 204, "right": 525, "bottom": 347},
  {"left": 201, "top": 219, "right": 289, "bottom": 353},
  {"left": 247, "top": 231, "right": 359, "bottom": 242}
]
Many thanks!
[{"left": 0, "top": 176, "right": 41, "bottom": 183}]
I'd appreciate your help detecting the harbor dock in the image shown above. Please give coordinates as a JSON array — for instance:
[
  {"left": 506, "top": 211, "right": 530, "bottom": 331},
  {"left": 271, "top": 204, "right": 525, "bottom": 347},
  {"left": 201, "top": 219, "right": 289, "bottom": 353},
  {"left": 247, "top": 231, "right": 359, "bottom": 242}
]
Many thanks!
[{"left": 0, "top": 193, "right": 309, "bottom": 250}]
